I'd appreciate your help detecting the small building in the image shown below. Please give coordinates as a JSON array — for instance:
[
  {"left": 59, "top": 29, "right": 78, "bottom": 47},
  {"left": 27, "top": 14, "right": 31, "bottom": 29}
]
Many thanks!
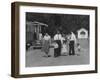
[
  {"left": 26, "top": 21, "right": 48, "bottom": 49},
  {"left": 77, "top": 28, "right": 88, "bottom": 39},
  {"left": 26, "top": 21, "right": 48, "bottom": 41}
]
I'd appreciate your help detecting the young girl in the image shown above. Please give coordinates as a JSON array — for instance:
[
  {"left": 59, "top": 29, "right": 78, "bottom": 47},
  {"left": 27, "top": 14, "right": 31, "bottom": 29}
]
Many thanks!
[
  {"left": 75, "top": 43, "right": 81, "bottom": 56},
  {"left": 61, "top": 40, "right": 68, "bottom": 56},
  {"left": 77, "top": 43, "right": 81, "bottom": 52}
]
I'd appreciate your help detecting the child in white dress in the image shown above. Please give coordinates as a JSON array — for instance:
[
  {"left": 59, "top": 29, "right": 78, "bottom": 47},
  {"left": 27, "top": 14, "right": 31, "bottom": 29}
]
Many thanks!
[
  {"left": 76, "top": 43, "right": 81, "bottom": 56},
  {"left": 77, "top": 43, "right": 81, "bottom": 52},
  {"left": 61, "top": 40, "right": 68, "bottom": 56}
]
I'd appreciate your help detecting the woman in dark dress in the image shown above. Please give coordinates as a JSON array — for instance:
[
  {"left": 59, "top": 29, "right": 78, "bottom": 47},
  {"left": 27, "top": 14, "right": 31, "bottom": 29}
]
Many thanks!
[{"left": 54, "top": 31, "right": 62, "bottom": 57}]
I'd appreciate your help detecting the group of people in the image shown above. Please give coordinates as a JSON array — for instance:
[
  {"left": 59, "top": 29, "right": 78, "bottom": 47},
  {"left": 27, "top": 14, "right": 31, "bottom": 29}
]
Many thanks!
[{"left": 41, "top": 31, "right": 80, "bottom": 58}]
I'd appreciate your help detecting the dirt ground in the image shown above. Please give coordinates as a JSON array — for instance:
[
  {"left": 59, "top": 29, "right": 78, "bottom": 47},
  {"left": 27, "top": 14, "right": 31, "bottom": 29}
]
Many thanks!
[{"left": 26, "top": 39, "right": 89, "bottom": 67}]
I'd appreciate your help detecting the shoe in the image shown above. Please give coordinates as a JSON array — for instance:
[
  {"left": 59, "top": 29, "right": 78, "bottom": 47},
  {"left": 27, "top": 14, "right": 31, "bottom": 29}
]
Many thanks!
[{"left": 69, "top": 54, "right": 72, "bottom": 55}]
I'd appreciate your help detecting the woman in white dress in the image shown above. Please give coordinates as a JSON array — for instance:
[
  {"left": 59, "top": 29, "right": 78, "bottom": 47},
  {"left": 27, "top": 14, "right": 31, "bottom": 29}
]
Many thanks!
[{"left": 61, "top": 40, "right": 68, "bottom": 56}]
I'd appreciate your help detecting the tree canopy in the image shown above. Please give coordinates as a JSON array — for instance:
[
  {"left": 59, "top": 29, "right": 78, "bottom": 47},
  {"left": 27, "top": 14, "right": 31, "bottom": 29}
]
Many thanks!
[{"left": 26, "top": 12, "right": 89, "bottom": 37}]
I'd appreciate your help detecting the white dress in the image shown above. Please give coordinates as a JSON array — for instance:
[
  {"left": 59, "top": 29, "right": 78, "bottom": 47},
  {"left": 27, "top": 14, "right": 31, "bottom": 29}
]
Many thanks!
[{"left": 61, "top": 44, "right": 67, "bottom": 54}]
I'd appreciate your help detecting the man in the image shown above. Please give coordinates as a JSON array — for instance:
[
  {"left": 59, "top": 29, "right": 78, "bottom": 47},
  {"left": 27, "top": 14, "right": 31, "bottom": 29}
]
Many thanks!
[
  {"left": 54, "top": 31, "right": 62, "bottom": 57},
  {"left": 69, "top": 32, "right": 76, "bottom": 55}
]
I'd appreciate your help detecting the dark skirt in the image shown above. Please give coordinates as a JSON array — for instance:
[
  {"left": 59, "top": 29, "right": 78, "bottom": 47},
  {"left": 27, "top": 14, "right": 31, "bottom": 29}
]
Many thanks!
[
  {"left": 69, "top": 40, "right": 75, "bottom": 55},
  {"left": 54, "top": 40, "right": 61, "bottom": 57},
  {"left": 54, "top": 48, "right": 58, "bottom": 57}
]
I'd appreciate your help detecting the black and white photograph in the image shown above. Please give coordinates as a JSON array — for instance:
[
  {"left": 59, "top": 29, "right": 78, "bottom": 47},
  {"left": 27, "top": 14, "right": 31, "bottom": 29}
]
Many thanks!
[
  {"left": 26, "top": 12, "right": 90, "bottom": 67},
  {"left": 11, "top": 2, "right": 97, "bottom": 78}
]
